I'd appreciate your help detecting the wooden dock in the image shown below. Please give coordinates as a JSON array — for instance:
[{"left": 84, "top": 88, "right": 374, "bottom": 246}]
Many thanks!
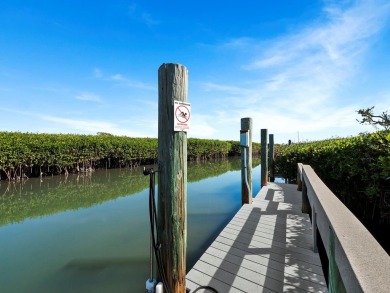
[{"left": 186, "top": 182, "right": 328, "bottom": 293}]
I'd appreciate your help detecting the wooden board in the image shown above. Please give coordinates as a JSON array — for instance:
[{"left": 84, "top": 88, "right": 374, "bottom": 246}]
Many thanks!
[{"left": 186, "top": 183, "right": 328, "bottom": 293}]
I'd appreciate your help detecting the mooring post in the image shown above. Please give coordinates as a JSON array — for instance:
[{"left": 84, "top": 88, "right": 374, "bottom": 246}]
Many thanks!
[
  {"left": 241, "top": 118, "right": 252, "bottom": 204},
  {"left": 269, "top": 134, "right": 275, "bottom": 182},
  {"left": 158, "top": 63, "right": 187, "bottom": 293},
  {"left": 261, "top": 129, "right": 268, "bottom": 187}
]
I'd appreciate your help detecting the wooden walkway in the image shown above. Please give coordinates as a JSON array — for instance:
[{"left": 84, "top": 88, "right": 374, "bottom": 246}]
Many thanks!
[{"left": 186, "top": 183, "right": 328, "bottom": 293}]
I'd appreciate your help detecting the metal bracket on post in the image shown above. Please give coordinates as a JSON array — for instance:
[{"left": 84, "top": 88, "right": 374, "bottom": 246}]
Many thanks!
[
  {"left": 240, "top": 117, "right": 252, "bottom": 205},
  {"left": 240, "top": 129, "right": 251, "bottom": 205},
  {"left": 240, "top": 130, "right": 249, "bottom": 148}
]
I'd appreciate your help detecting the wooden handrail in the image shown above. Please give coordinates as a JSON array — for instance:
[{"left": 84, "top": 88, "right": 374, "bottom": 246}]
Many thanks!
[{"left": 300, "top": 163, "right": 390, "bottom": 293}]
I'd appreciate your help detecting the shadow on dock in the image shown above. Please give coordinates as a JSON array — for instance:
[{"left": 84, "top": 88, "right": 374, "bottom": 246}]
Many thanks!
[{"left": 186, "top": 183, "right": 327, "bottom": 293}]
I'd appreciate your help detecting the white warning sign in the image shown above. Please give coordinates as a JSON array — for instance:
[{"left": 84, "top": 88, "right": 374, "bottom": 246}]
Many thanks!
[{"left": 174, "top": 101, "right": 191, "bottom": 132}]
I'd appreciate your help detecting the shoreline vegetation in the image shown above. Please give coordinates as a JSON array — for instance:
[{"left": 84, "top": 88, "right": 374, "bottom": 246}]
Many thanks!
[
  {"left": 0, "top": 131, "right": 260, "bottom": 180},
  {"left": 0, "top": 157, "right": 260, "bottom": 227},
  {"left": 1, "top": 130, "right": 389, "bottom": 251},
  {"left": 275, "top": 130, "right": 390, "bottom": 253}
]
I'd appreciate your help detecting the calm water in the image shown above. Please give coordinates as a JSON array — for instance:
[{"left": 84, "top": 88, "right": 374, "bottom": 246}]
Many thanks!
[{"left": 0, "top": 158, "right": 261, "bottom": 293}]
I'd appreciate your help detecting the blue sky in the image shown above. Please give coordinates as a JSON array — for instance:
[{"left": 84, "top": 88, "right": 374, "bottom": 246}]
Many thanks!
[{"left": 1, "top": 0, "right": 389, "bottom": 143}]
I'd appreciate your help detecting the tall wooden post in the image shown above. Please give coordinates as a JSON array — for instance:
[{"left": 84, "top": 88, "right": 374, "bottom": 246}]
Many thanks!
[
  {"left": 158, "top": 63, "right": 187, "bottom": 293},
  {"left": 261, "top": 129, "right": 268, "bottom": 187},
  {"left": 241, "top": 118, "right": 252, "bottom": 204},
  {"left": 269, "top": 134, "right": 275, "bottom": 182}
]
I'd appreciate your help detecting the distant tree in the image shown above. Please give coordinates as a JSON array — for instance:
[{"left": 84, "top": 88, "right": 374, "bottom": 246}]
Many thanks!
[
  {"left": 97, "top": 132, "right": 114, "bottom": 136},
  {"left": 357, "top": 106, "right": 390, "bottom": 131}
]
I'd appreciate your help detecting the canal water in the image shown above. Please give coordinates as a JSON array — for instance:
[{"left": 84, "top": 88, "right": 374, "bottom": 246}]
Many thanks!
[{"left": 0, "top": 158, "right": 261, "bottom": 292}]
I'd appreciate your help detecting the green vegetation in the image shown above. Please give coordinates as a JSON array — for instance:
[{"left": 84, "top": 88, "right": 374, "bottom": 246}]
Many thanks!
[
  {"left": 357, "top": 106, "right": 390, "bottom": 131},
  {"left": 0, "top": 132, "right": 158, "bottom": 179},
  {"left": 275, "top": 131, "right": 390, "bottom": 224},
  {"left": 0, "top": 168, "right": 150, "bottom": 226},
  {"left": 0, "top": 132, "right": 259, "bottom": 179},
  {"left": 187, "top": 138, "right": 231, "bottom": 160},
  {"left": 0, "top": 157, "right": 260, "bottom": 226},
  {"left": 227, "top": 140, "right": 261, "bottom": 157}
]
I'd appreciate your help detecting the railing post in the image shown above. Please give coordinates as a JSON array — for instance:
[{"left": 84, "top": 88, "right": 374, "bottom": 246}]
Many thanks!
[
  {"left": 301, "top": 177, "right": 311, "bottom": 214},
  {"left": 328, "top": 227, "right": 347, "bottom": 293},
  {"left": 312, "top": 207, "right": 318, "bottom": 253},
  {"left": 261, "top": 129, "right": 268, "bottom": 187},
  {"left": 300, "top": 164, "right": 311, "bottom": 214},
  {"left": 297, "top": 164, "right": 302, "bottom": 191},
  {"left": 158, "top": 63, "right": 187, "bottom": 292},
  {"left": 241, "top": 118, "right": 252, "bottom": 204},
  {"left": 269, "top": 134, "right": 275, "bottom": 182}
]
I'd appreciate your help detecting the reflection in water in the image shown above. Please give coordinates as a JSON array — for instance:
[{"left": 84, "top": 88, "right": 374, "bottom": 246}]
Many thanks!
[
  {"left": 0, "top": 157, "right": 259, "bottom": 226},
  {"left": 0, "top": 157, "right": 261, "bottom": 292},
  {"left": 0, "top": 168, "right": 149, "bottom": 226}
]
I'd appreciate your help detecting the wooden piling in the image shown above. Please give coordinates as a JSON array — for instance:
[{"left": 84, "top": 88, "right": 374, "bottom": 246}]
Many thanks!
[
  {"left": 241, "top": 118, "right": 252, "bottom": 204},
  {"left": 269, "top": 134, "right": 275, "bottom": 182},
  {"left": 261, "top": 129, "right": 268, "bottom": 187},
  {"left": 158, "top": 63, "right": 188, "bottom": 293}
]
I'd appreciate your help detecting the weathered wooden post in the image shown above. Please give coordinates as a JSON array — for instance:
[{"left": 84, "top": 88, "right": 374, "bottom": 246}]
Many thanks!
[
  {"left": 269, "top": 134, "right": 275, "bottom": 182},
  {"left": 158, "top": 63, "right": 188, "bottom": 293},
  {"left": 261, "top": 129, "right": 268, "bottom": 187},
  {"left": 241, "top": 118, "right": 252, "bottom": 204}
]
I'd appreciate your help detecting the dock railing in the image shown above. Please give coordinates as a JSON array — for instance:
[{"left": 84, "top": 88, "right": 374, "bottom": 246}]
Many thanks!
[{"left": 297, "top": 163, "right": 390, "bottom": 293}]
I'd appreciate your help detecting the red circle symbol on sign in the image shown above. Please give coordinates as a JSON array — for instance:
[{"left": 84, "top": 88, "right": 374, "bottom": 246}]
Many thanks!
[{"left": 175, "top": 105, "right": 190, "bottom": 123}]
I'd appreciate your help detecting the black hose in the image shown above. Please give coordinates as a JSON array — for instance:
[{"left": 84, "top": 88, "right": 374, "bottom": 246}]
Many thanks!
[
  {"left": 145, "top": 168, "right": 170, "bottom": 293},
  {"left": 144, "top": 168, "right": 218, "bottom": 293}
]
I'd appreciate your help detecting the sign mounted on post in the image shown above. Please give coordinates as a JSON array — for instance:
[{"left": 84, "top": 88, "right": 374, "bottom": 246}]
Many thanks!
[{"left": 174, "top": 101, "right": 191, "bottom": 132}]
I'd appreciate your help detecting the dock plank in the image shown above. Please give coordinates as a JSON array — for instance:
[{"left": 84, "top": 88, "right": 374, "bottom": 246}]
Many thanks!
[{"left": 186, "top": 183, "right": 328, "bottom": 293}]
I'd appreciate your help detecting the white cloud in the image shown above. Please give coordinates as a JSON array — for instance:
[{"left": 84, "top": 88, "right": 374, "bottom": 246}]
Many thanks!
[
  {"left": 138, "top": 99, "right": 158, "bottom": 109},
  {"left": 248, "top": 1, "right": 390, "bottom": 71},
  {"left": 194, "top": 0, "right": 390, "bottom": 142},
  {"left": 93, "top": 68, "right": 155, "bottom": 90},
  {"left": 142, "top": 13, "right": 159, "bottom": 26},
  {"left": 75, "top": 92, "right": 101, "bottom": 102},
  {"left": 201, "top": 82, "right": 254, "bottom": 96},
  {"left": 217, "top": 37, "right": 255, "bottom": 49},
  {"left": 187, "top": 114, "right": 217, "bottom": 138},
  {"left": 110, "top": 74, "right": 124, "bottom": 81},
  {"left": 93, "top": 68, "right": 103, "bottom": 78},
  {"left": 128, "top": 3, "right": 159, "bottom": 26},
  {"left": 112, "top": 75, "right": 155, "bottom": 90},
  {"left": 42, "top": 115, "right": 145, "bottom": 137},
  {"left": 0, "top": 107, "right": 149, "bottom": 137}
]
